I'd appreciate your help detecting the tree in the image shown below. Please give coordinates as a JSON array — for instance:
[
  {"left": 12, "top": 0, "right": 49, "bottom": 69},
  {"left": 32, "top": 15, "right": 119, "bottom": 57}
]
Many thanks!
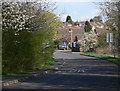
[
  {"left": 90, "top": 19, "right": 94, "bottom": 22},
  {"left": 97, "top": 33, "right": 109, "bottom": 48},
  {"left": 78, "top": 30, "right": 97, "bottom": 52},
  {"left": 2, "top": 2, "right": 35, "bottom": 73},
  {"left": 93, "top": 16, "right": 102, "bottom": 22},
  {"left": 99, "top": 1, "right": 120, "bottom": 58},
  {"left": 2, "top": 1, "right": 60, "bottom": 73},
  {"left": 66, "top": 15, "right": 73, "bottom": 23},
  {"left": 84, "top": 21, "right": 92, "bottom": 32}
]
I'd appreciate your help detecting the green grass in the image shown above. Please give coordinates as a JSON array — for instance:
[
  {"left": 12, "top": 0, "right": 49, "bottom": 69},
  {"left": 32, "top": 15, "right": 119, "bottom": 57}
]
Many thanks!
[
  {"left": 34, "top": 58, "right": 55, "bottom": 70},
  {"left": 81, "top": 52, "right": 120, "bottom": 64},
  {"left": 2, "top": 58, "right": 55, "bottom": 77},
  {"left": 2, "top": 73, "right": 17, "bottom": 77}
]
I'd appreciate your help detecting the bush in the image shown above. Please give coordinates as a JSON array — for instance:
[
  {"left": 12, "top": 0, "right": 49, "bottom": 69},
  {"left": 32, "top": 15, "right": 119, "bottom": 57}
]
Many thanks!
[
  {"left": 84, "top": 21, "right": 92, "bottom": 32},
  {"left": 97, "top": 32, "right": 109, "bottom": 48},
  {"left": 96, "top": 32, "right": 109, "bottom": 54},
  {"left": 2, "top": 2, "right": 60, "bottom": 74}
]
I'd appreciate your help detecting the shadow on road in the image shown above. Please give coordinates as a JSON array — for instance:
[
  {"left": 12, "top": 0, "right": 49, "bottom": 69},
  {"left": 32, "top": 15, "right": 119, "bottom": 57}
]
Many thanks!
[
  {"left": 3, "top": 50, "right": 120, "bottom": 91},
  {"left": 16, "top": 73, "right": 119, "bottom": 90}
]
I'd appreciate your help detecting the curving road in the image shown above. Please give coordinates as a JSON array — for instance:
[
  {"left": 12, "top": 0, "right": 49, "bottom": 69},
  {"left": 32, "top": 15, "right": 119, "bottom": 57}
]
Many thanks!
[{"left": 3, "top": 50, "right": 120, "bottom": 90}]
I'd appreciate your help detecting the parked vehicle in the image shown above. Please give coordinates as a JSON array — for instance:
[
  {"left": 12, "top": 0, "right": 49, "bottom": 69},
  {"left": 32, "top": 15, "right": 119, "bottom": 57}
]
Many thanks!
[{"left": 58, "top": 44, "right": 67, "bottom": 50}]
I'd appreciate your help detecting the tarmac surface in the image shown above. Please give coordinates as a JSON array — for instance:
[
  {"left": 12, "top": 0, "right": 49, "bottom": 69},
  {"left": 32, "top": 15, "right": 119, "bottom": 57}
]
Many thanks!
[{"left": 2, "top": 50, "right": 120, "bottom": 91}]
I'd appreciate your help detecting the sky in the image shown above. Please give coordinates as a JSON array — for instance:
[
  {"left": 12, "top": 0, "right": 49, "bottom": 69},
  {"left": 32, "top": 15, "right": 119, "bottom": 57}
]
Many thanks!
[{"left": 52, "top": 1, "right": 103, "bottom": 22}]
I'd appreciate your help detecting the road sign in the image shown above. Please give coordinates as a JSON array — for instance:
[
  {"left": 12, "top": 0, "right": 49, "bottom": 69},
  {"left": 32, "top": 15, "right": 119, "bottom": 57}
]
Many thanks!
[{"left": 106, "top": 33, "right": 113, "bottom": 43}]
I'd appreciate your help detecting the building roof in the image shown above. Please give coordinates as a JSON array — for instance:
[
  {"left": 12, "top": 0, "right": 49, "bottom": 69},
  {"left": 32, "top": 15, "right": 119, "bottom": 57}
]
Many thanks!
[{"left": 57, "top": 21, "right": 108, "bottom": 42}]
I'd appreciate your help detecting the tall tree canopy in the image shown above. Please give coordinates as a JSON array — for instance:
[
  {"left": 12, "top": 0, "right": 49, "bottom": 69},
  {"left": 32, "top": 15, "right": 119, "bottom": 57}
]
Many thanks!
[
  {"left": 84, "top": 21, "right": 92, "bottom": 32},
  {"left": 66, "top": 15, "right": 73, "bottom": 23},
  {"left": 90, "top": 19, "right": 94, "bottom": 22}
]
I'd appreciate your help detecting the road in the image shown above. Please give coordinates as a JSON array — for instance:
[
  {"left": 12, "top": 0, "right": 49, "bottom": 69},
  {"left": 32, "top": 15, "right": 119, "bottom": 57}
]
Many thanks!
[{"left": 3, "top": 50, "right": 120, "bottom": 90}]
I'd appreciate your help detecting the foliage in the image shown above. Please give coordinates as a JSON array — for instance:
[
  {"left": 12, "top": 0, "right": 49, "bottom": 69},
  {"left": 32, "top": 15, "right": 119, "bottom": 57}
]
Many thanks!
[
  {"left": 54, "top": 39, "right": 59, "bottom": 45},
  {"left": 78, "top": 30, "right": 97, "bottom": 52},
  {"left": 84, "top": 21, "right": 92, "bottom": 32},
  {"left": 2, "top": 58, "right": 55, "bottom": 77},
  {"left": 66, "top": 15, "right": 73, "bottom": 23},
  {"left": 2, "top": 1, "right": 60, "bottom": 74},
  {"left": 95, "top": 32, "right": 110, "bottom": 54},
  {"left": 93, "top": 16, "right": 102, "bottom": 22},
  {"left": 90, "top": 19, "right": 94, "bottom": 22},
  {"left": 97, "top": 32, "right": 109, "bottom": 48},
  {"left": 99, "top": 1, "right": 120, "bottom": 58},
  {"left": 33, "top": 58, "right": 55, "bottom": 70}
]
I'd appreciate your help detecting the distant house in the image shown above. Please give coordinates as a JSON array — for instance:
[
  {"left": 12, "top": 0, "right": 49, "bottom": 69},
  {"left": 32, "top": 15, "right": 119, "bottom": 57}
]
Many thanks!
[
  {"left": 57, "top": 22, "right": 84, "bottom": 43},
  {"left": 57, "top": 21, "right": 108, "bottom": 43}
]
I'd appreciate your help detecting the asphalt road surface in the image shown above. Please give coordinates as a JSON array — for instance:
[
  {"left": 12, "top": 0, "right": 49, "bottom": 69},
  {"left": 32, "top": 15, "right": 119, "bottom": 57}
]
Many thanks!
[{"left": 3, "top": 50, "right": 120, "bottom": 90}]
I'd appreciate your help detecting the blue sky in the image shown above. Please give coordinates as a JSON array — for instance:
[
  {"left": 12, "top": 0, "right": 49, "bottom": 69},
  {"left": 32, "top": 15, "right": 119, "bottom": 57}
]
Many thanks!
[{"left": 53, "top": 2, "right": 102, "bottom": 22}]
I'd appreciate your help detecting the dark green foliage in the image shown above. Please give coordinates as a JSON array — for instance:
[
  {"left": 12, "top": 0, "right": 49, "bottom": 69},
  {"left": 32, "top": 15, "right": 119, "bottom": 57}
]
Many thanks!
[
  {"left": 66, "top": 15, "right": 73, "bottom": 23},
  {"left": 54, "top": 39, "right": 59, "bottom": 45},
  {"left": 90, "top": 19, "right": 94, "bottom": 22},
  {"left": 84, "top": 21, "right": 92, "bottom": 32},
  {"left": 97, "top": 32, "right": 109, "bottom": 48}
]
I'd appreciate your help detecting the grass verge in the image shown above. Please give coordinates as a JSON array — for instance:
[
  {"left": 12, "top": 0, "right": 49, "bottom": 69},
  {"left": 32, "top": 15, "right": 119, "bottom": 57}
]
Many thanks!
[
  {"left": 34, "top": 58, "right": 55, "bottom": 70},
  {"left": 2, "top": 73, "right": 17, "bottom": 77},
  {"left": 81, "top": 52, "right": 120, "bottom": 64}
]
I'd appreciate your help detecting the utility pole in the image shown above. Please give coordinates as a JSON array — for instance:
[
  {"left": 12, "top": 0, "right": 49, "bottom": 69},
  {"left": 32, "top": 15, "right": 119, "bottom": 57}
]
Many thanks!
[{"left": 69, "top": 29, "right": 73, "bottom": 47}]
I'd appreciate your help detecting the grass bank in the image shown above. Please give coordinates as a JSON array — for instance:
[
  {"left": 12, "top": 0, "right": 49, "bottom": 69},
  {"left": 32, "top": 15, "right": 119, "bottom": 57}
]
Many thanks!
[
  {"left": 2, "top": 58, "right": 55, "bottom": 77},
  {"left": 81, "top": 52, "right": 120, "bottom": 64},
  {"left": 34, "top": 58, "right": 55, "bottom": 70}
]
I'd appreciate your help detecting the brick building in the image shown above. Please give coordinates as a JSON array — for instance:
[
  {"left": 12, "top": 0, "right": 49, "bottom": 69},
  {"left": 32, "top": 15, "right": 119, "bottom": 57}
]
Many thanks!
[{"left": 57, "top": 21, "right": 107, "bottom": 43}]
